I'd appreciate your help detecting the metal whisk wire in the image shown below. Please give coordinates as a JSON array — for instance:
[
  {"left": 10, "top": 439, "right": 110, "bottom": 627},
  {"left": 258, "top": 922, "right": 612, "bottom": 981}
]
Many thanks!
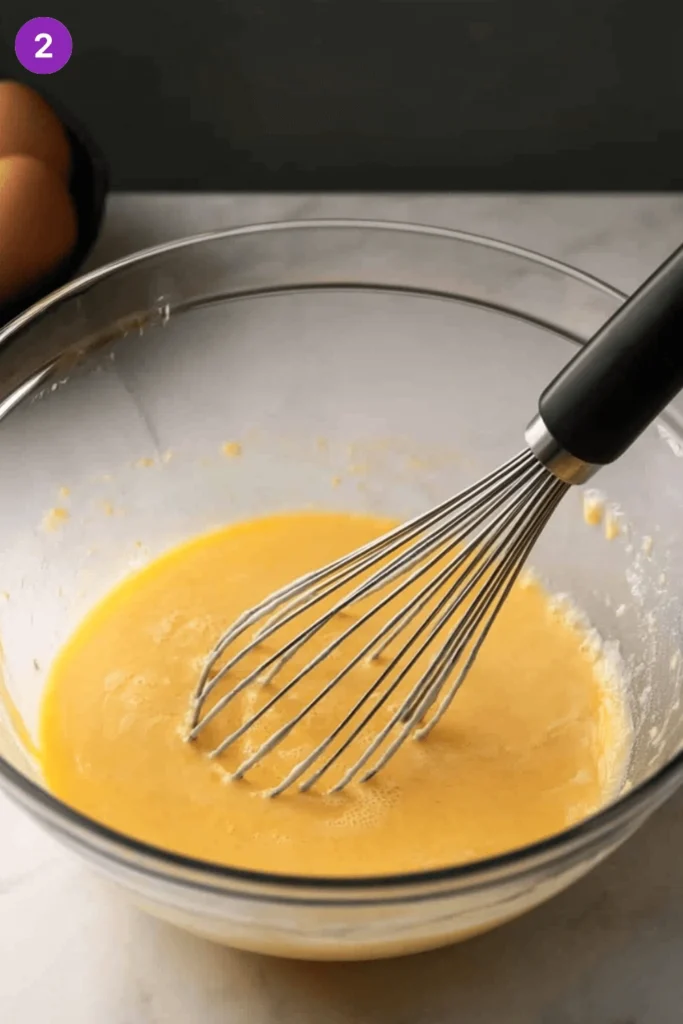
[
  {"left": 186, "top": 237, "right": 683, "bottom": 794},
  {"left": 188, "top": 449, "right": 567, "bottom": 794}
]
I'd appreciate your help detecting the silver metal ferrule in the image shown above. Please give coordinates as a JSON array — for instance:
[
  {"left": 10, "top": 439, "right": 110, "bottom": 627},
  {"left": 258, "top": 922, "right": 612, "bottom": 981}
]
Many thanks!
[{"left": 524, "top": 414, "right": 600, "bottom": 485}]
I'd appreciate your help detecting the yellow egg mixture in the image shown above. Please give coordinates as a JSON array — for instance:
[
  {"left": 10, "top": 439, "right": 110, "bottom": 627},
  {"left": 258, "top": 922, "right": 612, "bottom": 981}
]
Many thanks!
[{"left": 40, "top": 511, "right": 630, "bottom": 876}]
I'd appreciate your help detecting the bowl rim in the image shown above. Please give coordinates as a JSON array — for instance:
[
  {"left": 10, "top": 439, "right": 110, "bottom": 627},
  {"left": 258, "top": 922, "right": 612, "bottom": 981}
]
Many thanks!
[{"left": 1, "top": 217, "right": 682, "bottom": 898}]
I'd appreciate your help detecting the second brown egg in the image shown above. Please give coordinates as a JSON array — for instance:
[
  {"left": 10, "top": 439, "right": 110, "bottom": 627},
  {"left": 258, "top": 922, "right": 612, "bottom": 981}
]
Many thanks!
[{"left": 0, "top": 154, "right": 77, "bottom": 304}]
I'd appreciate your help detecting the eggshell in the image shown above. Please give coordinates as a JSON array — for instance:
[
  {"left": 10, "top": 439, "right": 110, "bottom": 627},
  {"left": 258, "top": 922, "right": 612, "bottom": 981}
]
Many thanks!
[
  {"left": 0, "top": 154, "right": 77, "bottom": 303},
  {"left": 0, "top": 80, "right": 72, "bottom": 181}
]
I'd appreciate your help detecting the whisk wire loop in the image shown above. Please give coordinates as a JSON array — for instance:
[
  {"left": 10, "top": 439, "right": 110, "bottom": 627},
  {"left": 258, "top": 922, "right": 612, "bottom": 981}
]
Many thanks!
[{"left": 187, "top": 449, "right": 568, "bottom": 794}]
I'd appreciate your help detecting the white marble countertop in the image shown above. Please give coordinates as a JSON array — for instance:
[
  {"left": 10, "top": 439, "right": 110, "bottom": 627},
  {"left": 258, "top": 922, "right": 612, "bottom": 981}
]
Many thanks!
[{"left": 3, "top": 193, "right": 683, "bottom": 1023}]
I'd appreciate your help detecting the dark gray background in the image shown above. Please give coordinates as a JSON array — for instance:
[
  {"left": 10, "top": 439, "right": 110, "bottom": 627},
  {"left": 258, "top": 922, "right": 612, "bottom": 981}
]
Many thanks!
[{"left": 1, "top": 0, "right": 682, "bottom": 190}]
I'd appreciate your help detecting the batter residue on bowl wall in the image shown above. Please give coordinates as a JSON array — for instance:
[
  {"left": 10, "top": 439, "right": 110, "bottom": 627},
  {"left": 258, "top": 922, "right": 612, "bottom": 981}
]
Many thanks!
[{"left": 39, "top": 510, "right": 631, "bottom": 876}]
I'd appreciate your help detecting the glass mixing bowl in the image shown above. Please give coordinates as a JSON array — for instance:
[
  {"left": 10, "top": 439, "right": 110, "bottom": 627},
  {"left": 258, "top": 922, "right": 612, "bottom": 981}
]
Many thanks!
[{"left": 0, "top": 220, "right": 682, "bottom": 961}]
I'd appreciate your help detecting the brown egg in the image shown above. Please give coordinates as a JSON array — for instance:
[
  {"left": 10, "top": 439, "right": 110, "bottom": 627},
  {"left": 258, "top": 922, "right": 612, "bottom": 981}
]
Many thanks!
[
  {"left": 0, "top": 154, "right": 77, "bottom": 304},
  {"left": 0, "top": 81, "right": 72, "bottom": 182}
]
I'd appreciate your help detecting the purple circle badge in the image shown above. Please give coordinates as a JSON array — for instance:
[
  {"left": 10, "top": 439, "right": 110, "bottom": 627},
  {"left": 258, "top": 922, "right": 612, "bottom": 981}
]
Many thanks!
[{"left": 15, "top": 17, "right": 72, "bottom": 75}]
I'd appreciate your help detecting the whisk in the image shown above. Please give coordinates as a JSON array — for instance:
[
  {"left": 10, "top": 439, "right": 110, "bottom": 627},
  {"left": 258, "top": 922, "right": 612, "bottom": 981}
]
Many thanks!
[{"left": 187, "top": 243, "right": 683, "bottom": 795}]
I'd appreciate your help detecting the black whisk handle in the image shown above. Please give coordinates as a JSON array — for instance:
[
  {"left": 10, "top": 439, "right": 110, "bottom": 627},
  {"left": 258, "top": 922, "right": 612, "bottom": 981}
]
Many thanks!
[{"left": 538, "top": 242, "right": 683, "bottom": 466}]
